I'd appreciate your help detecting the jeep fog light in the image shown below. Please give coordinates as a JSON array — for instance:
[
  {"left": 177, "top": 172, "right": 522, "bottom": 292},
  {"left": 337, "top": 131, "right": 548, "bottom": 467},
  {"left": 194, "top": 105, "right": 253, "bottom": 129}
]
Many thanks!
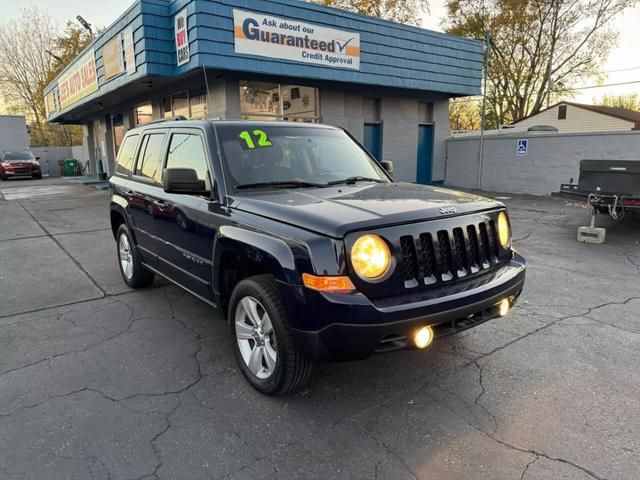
[
  {"left": 498, "top": 298, "right": 511, "bottom": 317},
  {"left": 351, "top": 234, "right": 391, "bottom": 280},
  {"left": 497, "top": 212, "right": 511, "bottom": 248},
  {"left": 414, "top": 326, "right": 434, "bottom": 349}
]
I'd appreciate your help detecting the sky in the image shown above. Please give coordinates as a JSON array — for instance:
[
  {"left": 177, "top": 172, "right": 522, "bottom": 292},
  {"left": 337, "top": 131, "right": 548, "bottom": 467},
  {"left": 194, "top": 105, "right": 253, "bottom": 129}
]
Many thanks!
[
  {"left": 422, "top": 0, "right": 640, "bottom": 103},
  {"left": 3, "top": 0, "right": 640, "bottom": 107}
]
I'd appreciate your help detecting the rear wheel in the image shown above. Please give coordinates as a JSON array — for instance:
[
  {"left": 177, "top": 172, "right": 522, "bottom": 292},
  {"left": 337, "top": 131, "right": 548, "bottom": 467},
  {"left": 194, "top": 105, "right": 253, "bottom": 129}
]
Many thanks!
[
  {"left": 116, "top": 223, "right": 155, "bottom": 288},
  {"left": 229, "top": 274, "right": 312, "bottom": 395}
]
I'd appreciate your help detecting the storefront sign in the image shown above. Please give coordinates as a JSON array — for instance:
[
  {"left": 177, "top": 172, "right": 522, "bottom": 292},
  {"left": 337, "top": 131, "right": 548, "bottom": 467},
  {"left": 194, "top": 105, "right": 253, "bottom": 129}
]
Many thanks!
[
  {"left": 175, "top": 9, "right": 190, "bottom": 66},
  {"left": 233, "top": 9, "right": 360, "bottom": 70},
  {"left": 58, "top": 49, "right": 98, "bottom": 109},
  {"left": 123, "top": 26, "right": 136, "bottom": 75},
  {"left": 103, "top": 36, "right": 124, "bottom": 80}
]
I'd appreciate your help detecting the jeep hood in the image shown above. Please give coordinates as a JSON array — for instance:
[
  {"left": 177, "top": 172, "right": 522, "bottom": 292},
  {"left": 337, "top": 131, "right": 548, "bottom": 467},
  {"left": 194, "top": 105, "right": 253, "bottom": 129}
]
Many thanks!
[{"left": 231, "top": 182, "right": 503, "bottom": 238}]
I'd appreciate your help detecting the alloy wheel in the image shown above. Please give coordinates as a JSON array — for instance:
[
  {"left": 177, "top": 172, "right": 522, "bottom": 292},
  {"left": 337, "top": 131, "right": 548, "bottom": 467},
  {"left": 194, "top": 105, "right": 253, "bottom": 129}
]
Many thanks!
[
  {"left": 118, "top": 233, "right": 134, "bottom": 280},
  {"left": 235, "top": 296, "right": 278, "bottom": 379}
]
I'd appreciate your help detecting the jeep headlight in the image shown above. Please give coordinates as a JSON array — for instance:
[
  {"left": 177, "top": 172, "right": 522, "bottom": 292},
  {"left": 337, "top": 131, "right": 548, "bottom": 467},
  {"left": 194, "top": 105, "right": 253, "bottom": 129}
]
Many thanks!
[
  {"left": 351, "top": 234, "right": 391, "bottom": 280},
  {"left": 497, "top": 212, "right": 511, "bottom": 248}
]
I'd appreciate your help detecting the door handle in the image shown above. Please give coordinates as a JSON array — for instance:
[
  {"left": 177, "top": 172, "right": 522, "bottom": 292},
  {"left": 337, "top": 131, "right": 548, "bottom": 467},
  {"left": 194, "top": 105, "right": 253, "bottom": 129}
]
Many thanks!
[
  {"left": 153, "top": 200, "right": 167, "bottom": 207},
  {"left": 124, "top": 190, "right": 134, "bottom": 196}
]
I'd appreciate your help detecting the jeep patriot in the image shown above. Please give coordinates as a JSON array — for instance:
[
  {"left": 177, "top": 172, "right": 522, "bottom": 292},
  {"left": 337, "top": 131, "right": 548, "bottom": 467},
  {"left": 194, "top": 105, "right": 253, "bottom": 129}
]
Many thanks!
[{"left": 109, "top": 119, "right": 526, "bottom": 394}]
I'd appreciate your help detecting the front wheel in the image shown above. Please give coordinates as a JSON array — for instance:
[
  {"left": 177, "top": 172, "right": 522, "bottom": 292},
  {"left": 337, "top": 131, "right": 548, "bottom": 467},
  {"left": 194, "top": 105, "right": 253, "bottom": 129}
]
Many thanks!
[
  {"left": 116, "top": 223, "right": 155, "bottom": 288},
  {"left": 229, "top": 275, "right": 312, "bottom": 395}
]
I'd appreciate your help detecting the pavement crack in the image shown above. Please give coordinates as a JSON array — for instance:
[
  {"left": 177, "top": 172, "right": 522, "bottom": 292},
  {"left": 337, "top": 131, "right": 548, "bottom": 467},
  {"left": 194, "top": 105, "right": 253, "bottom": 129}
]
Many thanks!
[
  {"left": 0, "top": 299, "right": 136, "bottom": 380},
  {"left": 520, "top": 454, "right": 539, "bottom": 480},
  {"left": 424, "top": 391, "right": 608, "bottom": 480},
  {"left": 15, "top": 200, "right": 107, "bottom": 296}
]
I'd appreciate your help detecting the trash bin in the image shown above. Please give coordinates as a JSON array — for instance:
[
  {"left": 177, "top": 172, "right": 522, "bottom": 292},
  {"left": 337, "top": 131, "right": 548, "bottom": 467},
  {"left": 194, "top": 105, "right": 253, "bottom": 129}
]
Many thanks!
[{"left": 63, "top": 158, "right": 78, "bottom": 177}]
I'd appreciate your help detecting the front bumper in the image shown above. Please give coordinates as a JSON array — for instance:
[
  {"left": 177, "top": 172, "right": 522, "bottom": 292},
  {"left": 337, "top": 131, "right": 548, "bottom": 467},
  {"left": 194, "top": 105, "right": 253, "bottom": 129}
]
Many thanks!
[
  {"left": 3, "top": 167, "right": 40, "bottom": 178},
  {"left": 287, "top": 253, "right": 526, "bottom": 361}
]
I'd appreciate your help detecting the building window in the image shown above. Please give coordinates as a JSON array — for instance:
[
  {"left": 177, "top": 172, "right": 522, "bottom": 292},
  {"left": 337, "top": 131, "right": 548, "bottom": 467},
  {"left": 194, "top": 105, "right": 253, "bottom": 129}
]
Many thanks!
[
  {"left": 189, "top": 91, "right": 207, "bottom": 119},
  {"left": 558, "top": 105, "right": 567, "bottom": 120},
  {"left": 134, "top": 103, "right": 153, "bottom": 126},
  {"left": 172, "top": 91, "right": 189, "bottom": 118},
  {"left": 240, "top": 80, "right": 319, "bottom": 122},
  {"left": 161, "top": 90, "right": 208, "bottom": 119}
]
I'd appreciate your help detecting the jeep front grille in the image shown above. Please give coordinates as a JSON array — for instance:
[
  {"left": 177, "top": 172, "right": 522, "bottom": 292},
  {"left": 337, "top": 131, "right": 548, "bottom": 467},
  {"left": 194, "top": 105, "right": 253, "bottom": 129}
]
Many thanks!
[{"left": 399, "top": 220, "right": 502, "bottom": 288}]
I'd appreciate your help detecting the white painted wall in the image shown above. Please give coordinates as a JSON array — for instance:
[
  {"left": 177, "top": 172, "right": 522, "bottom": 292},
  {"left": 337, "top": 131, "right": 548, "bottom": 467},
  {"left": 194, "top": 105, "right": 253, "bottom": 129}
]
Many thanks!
[
  {"left": 320, "top": 89, "right": 449, "bottom": 183},
  {"left": 513, "top": 104, "right": 635, "bottom": 133},
  {"left": 446, "top": 130, "right": 640, "bottom": 195}
]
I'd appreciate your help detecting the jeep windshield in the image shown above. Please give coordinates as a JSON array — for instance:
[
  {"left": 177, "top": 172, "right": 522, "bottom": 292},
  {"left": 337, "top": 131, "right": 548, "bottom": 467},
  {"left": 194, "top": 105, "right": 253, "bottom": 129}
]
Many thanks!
[{"left": 215, "top": 125, "right": 389, "bottom": 191}]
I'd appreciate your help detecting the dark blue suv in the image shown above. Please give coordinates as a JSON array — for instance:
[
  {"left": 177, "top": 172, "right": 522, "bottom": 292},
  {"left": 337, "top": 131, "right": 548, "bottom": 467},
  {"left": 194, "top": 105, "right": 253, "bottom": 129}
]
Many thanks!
[{"left": 109, "top": 119, "right": 526, "bottom": 395}]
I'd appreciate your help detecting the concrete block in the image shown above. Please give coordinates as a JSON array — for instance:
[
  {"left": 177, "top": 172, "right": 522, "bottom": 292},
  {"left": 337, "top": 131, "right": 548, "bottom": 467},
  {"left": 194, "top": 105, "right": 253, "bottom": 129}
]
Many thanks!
[{"left": 577, "top": 226, "right": 606, "bottom": 244}]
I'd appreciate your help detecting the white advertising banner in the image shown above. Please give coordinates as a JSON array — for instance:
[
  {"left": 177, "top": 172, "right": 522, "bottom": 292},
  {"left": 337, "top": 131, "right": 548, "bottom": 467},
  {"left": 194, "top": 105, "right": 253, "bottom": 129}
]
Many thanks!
[
  {"left": 175, "top": 9, "right": 190, "bottom": 66},
  {"left": 233, "top": 9, "right": 360, "bottom": 70}
]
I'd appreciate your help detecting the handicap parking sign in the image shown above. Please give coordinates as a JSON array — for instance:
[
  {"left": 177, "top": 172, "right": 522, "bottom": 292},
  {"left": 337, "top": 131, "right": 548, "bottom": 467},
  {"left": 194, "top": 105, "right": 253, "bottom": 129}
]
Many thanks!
[{"left": 517, "top": 139, "right": 528, "bottom": 156}]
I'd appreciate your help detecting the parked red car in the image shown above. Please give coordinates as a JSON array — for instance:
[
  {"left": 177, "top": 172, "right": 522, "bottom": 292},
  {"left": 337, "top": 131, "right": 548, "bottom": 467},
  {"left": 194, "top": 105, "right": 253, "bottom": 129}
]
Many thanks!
[{"left": 0, "top": 150, "right": 42, "bottom": 180}]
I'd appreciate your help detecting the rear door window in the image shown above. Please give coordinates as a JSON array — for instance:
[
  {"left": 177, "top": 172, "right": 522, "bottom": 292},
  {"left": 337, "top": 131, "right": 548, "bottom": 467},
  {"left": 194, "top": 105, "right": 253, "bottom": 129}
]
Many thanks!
[
  {"left": 115, "top": 134, "right": 139, "bottom": 176},
  {"left": 135, "top": 133, "right": 165, "bottom": 183}
]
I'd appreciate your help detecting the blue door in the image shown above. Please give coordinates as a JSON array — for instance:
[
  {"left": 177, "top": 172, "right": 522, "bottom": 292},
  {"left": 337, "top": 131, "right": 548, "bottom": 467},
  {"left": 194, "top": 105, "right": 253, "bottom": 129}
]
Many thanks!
[
  {"left": 416, "top": 124, "right": 434, "bottom": 184},
  {"left": 364, "top": 123, "right": 382, "bottom": 161}
]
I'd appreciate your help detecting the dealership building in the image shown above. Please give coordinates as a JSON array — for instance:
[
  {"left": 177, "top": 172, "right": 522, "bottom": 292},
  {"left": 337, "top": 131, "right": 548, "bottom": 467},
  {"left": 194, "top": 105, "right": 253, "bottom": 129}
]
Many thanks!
[{"left": 44, "top": 0, "right": 482, "bottom": 183}]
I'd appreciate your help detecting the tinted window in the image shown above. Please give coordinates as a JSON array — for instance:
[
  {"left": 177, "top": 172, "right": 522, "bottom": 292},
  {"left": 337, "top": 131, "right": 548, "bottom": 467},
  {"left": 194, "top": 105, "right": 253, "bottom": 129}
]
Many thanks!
[
  {"left": 217, "top": 126, "right": 387, "bottom": 189},
  {"left": 115, "top": 134, "right": 139, "bottom": 175},
  {"left": 135, "top": 133, "right": 165, "bottom": 182},
  {"left": 166, "top": 133, "right": 211, "bottom": 186}
]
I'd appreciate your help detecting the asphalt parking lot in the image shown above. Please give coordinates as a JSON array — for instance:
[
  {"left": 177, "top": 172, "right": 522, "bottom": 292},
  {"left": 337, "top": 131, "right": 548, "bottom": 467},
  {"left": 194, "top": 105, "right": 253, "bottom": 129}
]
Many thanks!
[{"left": 1, "top": 177, "right": 639, "bottom": 480}]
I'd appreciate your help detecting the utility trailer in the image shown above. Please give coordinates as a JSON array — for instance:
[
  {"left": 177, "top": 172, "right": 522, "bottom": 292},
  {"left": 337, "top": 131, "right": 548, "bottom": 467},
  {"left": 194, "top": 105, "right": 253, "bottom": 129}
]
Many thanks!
[{"left": 555, "top": 160, "right": 640, "bottom": 243}]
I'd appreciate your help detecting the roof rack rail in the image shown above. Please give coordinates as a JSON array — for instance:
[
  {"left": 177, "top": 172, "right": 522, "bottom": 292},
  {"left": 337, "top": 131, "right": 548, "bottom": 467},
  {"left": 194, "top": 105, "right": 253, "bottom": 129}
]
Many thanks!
[{"left": 145, "top": 115, "right": 187, "bottom": 125}]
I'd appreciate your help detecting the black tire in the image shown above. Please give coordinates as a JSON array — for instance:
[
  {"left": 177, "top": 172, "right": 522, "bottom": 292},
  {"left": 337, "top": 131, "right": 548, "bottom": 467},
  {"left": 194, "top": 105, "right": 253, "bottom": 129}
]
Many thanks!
[
  {"left": 34, "top": 173, "right": 42, "bottom": 180},
  {"left": 116, "top": 223, "right": 155, "bottom": 288},
  {"left": 0, "top": 174, "right": 6, "bottom": 181},
  {"left": 229, "top": 274, "right": 312, "bottom": 395}
]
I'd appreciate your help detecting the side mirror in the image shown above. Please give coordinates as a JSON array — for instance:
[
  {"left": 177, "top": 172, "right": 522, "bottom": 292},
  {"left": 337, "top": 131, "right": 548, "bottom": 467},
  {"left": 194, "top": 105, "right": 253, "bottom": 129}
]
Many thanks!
[
  {"left": 380, "top": 161, "right": 394, "bottom": 177},
  {"left": 35, "top": 156, "right": 41, "bottom": 161},
  {"left": 163, "top": 168, "right": 207, "bottom": 195}
]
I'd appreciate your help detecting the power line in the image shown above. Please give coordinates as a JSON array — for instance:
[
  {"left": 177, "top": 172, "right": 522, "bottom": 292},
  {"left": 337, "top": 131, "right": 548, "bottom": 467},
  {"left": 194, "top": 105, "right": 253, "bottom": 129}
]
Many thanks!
[
  {"left": 600, "top": 66, "right": 640, "bottom": 74},
  {"left": 451, "top": 78, "right": 640, "bottom": 104},
  {"left": 571, "top": 79, "right": 640, "bottom": 90}
]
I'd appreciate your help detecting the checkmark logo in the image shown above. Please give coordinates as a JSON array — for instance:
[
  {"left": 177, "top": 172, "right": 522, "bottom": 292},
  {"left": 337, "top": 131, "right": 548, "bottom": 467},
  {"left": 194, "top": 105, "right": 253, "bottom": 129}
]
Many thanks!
[{"left": 337, "top": 37, "right": 355, "bottom": 52}]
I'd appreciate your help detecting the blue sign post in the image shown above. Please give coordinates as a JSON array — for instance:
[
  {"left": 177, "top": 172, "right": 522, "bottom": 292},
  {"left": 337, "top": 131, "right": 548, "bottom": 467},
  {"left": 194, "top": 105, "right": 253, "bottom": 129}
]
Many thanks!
[{"left": 517, "top": 139, "right": 528, "bottom": 156}]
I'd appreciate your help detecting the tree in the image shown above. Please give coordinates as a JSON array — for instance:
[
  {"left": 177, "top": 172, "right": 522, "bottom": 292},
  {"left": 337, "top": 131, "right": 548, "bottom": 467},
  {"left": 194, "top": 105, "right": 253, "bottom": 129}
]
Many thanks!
[
  {"left": 596, "top": 93, "right": 640, "bottom": 111},
  {"left": 0, "top": 5, "right": 56, "bottom": 140},
  {"left": 449, "top": 97, "right": 483, "bottom": 131},
  {"left": 314, "top": 0, "right": 429, "bottom": 25},
  {"left": 0, "top": 8, "right": 92, "bottom": 146},
  {"left": 37, "top": 21, "right": 92, "bottom": 146},
  {"left": 444, "top": 0, "right": 638, "bottom": 127}
]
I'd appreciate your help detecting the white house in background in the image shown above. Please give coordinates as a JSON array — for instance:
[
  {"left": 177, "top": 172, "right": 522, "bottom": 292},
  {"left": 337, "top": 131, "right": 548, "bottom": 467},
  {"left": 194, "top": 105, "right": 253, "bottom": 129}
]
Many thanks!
[{"left": 511, "top": 102, "right": 640, "bottom": 133}]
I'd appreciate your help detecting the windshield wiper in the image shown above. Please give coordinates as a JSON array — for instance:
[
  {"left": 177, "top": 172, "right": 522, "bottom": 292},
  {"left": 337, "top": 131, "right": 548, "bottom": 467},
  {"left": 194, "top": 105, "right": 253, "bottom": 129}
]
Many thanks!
[
  {"left": 235, "top": 180, "right": 328, "bottom": 190},
  {"left": 326, "top": 176, "right": 386, "bottom": 186}
]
